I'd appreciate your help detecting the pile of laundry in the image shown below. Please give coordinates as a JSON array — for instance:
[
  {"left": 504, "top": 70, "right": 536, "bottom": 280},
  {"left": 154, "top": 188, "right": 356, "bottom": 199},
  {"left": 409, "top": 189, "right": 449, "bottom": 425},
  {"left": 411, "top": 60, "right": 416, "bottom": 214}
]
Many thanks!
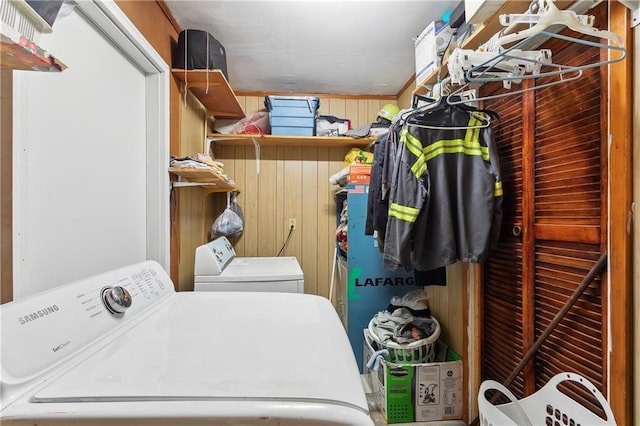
[
  {"left": 170, "top": 153, "right": 235, "bottom": 185},
  {"left": 369, "top": 289, "right": 437, "bottom": 345}
]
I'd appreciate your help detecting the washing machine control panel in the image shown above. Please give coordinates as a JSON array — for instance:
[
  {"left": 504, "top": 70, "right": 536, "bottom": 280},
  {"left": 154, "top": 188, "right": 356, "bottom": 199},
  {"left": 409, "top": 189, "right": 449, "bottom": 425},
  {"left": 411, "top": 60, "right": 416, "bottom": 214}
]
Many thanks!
[
  {"left": 194, "top": 236, "right": 236, "bottom": 276},
  {"left": 0, "top": 261, "right": 173, "bottom": 383}
]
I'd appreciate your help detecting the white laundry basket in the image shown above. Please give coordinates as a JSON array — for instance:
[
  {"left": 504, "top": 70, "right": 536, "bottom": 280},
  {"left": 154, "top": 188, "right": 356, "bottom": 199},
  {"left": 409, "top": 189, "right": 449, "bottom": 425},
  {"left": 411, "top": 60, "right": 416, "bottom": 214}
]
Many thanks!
[
  {"left": 367, "top": 316, "right": 440, "bottom": 364},
  {"left": 478, "top": 372, "right": 616, "bottom": 426}
]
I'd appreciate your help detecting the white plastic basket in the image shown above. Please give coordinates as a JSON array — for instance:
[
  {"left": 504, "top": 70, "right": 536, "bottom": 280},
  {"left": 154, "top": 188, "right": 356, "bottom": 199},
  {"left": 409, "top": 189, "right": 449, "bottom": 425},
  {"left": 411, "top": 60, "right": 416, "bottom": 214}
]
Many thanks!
[
  {"left": 478, "top": 372, "right": 616, "bottom": 426},
  {"left": 0, "top": 0, "right": 52, "bottom": 43},
  {"left": 367, "top": 315, "right": 440, "bottom": 364}
]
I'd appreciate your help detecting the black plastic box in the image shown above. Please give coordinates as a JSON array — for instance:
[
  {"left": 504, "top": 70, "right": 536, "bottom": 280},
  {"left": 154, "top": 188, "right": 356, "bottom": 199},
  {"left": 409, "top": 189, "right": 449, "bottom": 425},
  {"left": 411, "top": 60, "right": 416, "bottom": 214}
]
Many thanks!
[{"left": 173, "top": 29, "right": 228, "bottom": 81}]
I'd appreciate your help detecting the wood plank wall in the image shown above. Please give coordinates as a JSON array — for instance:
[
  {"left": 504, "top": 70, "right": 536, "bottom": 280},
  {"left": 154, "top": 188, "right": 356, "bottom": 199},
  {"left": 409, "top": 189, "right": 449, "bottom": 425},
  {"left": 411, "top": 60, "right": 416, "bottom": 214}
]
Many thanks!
[
  {"left": 205, "top": 95, "right": 392, "bottom": 298},
  {"left": 175, "top": 91, "right": 207, "bottom": 291},
  {"left": 1, "top": 70, "right": 12, "bottom": 303},
  {"left": 633, "top": 15, "right": 639, "bottom": 426}
]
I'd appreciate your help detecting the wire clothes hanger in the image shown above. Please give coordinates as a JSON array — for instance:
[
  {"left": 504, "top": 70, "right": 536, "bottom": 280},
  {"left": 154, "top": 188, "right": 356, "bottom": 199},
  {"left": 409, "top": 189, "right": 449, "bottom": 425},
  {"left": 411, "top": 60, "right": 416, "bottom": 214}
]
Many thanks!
[
  {"left": 405, "top": 84, "right": 496, "bottom": 131},
  {"left": 445, "top": 48, "right": 585, "bottom": 106},
  {"left": 406, "top": 111, "right": 492, "bottom": 131},
  {"left": 445, "top": 0, "right": 626, "bottom": 106}
]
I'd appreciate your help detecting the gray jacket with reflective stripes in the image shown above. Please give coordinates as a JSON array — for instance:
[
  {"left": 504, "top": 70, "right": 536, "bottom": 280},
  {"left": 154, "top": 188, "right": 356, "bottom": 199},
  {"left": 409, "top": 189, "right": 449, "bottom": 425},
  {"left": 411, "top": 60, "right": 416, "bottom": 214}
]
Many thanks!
[{"left": 383, "top": 105, "right": 503, "bottom": 271}]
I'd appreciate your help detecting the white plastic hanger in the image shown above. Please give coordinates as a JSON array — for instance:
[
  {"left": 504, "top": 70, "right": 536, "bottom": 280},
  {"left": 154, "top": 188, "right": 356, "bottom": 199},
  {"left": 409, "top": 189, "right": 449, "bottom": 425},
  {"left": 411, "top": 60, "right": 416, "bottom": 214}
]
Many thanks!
[
  {"left": 446, "top": 0, "right": 625, "bottom": 105},
  {"left": 494, "top": 0, "right": 623, "bottom": 49},
  {"left": 448, "top": 48, "right": 553, "bottom": 88},
  {"left": 476, "top": 0, "right": 626, "bottom": 81}
]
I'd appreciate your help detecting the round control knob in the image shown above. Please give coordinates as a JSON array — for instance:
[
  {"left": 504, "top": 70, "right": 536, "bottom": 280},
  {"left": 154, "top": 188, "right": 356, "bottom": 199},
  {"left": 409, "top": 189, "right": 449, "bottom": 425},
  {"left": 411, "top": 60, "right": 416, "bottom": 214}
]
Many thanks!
[{"left": 101, "top": 286, "right": 132, "bottom": 315}]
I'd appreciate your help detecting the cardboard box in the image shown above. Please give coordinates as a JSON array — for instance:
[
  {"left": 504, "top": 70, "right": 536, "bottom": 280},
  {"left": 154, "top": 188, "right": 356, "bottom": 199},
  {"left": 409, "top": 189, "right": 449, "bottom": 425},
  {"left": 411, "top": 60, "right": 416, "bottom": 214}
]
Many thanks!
[
  {"left": 464, "top": 0, "right": 507, "bottom": 25},
  {"left": 348, "top": 165, "right": 371, "bottom": 184},
  {"left": 363, "top": 329, "right": 463, "bottom": 424},
  {"left": 415, "top": 21, "right": 455, "bottom": 87}
]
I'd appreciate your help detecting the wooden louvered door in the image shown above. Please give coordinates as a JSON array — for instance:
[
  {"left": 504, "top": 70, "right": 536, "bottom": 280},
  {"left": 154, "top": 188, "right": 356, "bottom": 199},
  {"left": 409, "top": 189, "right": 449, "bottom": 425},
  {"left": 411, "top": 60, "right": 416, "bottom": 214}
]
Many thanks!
[
  {"left": 530, "top": 31, "right": 607, "bottom": 407},
  {"left": 481, "top": 3, "right": 608, "bottom": 406},
  {"left": 481, "top": 88, "right": 527, "bottom": 397}
]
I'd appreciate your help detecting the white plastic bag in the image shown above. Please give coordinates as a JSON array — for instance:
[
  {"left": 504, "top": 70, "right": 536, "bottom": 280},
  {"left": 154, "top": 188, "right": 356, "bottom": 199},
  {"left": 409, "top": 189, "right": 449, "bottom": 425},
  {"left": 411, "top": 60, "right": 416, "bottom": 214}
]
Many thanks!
[
  {"left": 212, "top": 192, "right": 244, "bottom": 239},
  {"left": 232, "top": 111, "right": 270, "bottom": 135}
]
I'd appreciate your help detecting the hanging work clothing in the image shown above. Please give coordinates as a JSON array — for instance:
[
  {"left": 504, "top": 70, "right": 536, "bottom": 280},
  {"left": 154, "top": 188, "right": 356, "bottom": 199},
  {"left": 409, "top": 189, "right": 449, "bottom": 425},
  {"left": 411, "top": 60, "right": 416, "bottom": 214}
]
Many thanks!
[
  {"left": 365, "top": 132, "right": 389, "bottom": 237},
  {"left": 365, "top": 122, "right": 404, "bottom": 244},
  {"left": 383, "top": 104, "right": 503, "bottom": 272},
  {"left": 366, "top": 122, "right": 448, "bottom": 285}
]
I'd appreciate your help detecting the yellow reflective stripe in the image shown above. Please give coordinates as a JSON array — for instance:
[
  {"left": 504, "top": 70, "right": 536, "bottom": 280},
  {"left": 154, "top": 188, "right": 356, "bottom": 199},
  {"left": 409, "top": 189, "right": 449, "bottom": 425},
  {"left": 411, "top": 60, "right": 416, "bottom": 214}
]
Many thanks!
[
  {"left": 494, "top": 180, "right": 503, "bottom": 197},
  {"left": 423, "top": 140, "right": 488, "bottom": 162},
  {"left": 410, "top": 155, "right": 427, "bottom": 177},
  {"left": 423, "top": 139, "right": 456, "bottom": 157},
  {"left": 468, "top": 115, "right": 490, "bottom": 160},
  {"left": 390, "top": 203, "right": 420, "bottom": 217},
  {"left": 422, "top": 115, "right": 490, "bottom": 162},
  {"left": 481, "top": 146, "right": 490, "bottom": 161},
  {"left": 401, "top": 130, "right": 428, "bottom": 178},
  {"left": 400, "top": 129, "right": 424, "bottom": 159},
  {"left": 389, "top": 203, "right": 420, "bottom": 223},
  {"left": 463, "top": 116, "right": 478, "bottom": 145},
  {"left": 423, "top": 138, "right": 485, "bottom": 156},
  {"left": 412, "top": 160, "right": 427, "bottom": 178}
]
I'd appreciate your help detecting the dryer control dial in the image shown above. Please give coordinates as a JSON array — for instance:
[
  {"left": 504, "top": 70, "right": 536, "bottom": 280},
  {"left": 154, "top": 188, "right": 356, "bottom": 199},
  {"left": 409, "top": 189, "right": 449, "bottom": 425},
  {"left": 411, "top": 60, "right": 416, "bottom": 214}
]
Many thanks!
[{"left": 101, "top": 286, "right": 132, "bottom": 315}]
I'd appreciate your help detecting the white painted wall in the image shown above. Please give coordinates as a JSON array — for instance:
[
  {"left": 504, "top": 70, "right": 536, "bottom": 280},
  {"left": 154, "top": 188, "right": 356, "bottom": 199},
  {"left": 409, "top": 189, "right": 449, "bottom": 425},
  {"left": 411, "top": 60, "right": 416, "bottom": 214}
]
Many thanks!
[{"left": 13, "top": 2, "right": 169, "bottom": 298}]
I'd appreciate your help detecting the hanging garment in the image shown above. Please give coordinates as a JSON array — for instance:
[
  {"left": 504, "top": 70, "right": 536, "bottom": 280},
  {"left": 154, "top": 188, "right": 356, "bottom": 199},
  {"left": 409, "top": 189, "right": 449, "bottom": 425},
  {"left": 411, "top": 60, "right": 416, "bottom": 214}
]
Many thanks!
[
  {"left": 365, "top": 121, "right": 404, "bottom": 247},
  {"left": 414, "top": 267, "right": 447, "bottom": 286},
  {"left": 383, "top": 104, "right": 503, "bottom": 272},
  {"left": 365, "top": 132, "right": 389, "bottom": 237}
]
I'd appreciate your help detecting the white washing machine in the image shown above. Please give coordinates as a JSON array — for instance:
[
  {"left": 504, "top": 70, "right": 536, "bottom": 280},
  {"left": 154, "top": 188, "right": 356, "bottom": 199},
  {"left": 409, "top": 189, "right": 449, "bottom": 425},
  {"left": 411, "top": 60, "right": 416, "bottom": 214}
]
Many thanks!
[
  {"left": 194, "top": 236, "right": 304, "bottom": 293},
  {"left": 0, "top": 261, "right": 372, "bottom": 425}
]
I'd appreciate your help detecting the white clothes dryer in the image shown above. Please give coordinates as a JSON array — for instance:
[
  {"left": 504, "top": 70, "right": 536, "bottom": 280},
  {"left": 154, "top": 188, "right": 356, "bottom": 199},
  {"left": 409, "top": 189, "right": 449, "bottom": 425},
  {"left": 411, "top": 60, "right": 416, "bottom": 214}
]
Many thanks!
[
  {"left": 0, "top": 261, "right": 372, "bottom": 425},
  {"left": 194, "top": 236, "right": 304, "bottom": 293}
]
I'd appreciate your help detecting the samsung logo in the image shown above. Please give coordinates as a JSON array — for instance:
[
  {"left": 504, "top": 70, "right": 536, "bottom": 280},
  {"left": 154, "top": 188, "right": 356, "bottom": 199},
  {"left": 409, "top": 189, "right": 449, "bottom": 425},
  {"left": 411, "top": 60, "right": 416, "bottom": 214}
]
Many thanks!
[{"left": 18, "top": 305, "right": 60, "bottom": 325}]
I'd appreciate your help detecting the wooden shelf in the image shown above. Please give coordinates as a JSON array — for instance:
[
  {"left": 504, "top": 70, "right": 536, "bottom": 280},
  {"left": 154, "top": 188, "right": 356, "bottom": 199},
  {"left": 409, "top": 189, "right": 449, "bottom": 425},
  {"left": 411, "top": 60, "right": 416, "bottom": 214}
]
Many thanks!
[
  {"left": 207, "top": 134, "right": 377, "bottom": 147},
  {"left": 172, "top": 69, "right": 245, "bottom": 119},
  {"left": 169, "top": 167, "right": 237, "bottom": 192},
  {"left": 1, "top": 27, "right": 66, "bottom": 72},
  {"left": 412, "top": 0, "right": 575, "bottom": 95}
]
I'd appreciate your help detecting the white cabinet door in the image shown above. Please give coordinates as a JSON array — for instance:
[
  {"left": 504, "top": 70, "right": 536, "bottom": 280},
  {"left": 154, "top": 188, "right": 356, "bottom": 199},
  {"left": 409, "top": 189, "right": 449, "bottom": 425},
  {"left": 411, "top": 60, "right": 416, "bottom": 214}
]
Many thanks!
[{"left": 13, "top": 2, "right": 169, "bottom": 298}]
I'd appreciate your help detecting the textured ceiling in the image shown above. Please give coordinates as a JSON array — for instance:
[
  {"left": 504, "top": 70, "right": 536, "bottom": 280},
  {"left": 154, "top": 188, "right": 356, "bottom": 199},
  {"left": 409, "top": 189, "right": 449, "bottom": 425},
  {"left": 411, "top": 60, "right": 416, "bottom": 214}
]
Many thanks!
[{"left": 164, "top": 0, "right": 458, "bottom": 96}]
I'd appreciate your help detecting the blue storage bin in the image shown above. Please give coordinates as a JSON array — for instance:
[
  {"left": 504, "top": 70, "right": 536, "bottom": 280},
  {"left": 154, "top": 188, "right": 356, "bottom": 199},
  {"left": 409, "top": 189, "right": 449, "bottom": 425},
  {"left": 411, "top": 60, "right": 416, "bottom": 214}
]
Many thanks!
[
  {"left": 271, "top": 126, "right": 315, "bottom": 136},
  {"left": 265, "top": 96, "right": 320, "bottom": 117},
  {"left": 270, "top": 116, "right": 316, "bottom": 127},
  {"left": 265, "top": 95, "right": 320, "bottom": 136}
]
